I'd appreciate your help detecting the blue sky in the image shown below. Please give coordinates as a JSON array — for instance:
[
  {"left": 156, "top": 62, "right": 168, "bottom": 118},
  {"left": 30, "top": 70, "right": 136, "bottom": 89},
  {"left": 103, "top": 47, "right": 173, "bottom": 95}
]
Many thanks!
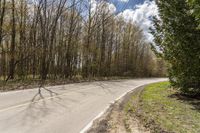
[{"left": 109, "top": 0, "right": 145, "bottom": 13}]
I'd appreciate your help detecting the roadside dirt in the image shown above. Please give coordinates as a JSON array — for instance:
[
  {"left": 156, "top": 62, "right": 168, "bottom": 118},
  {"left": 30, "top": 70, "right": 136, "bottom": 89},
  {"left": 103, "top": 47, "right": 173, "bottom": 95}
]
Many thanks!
[
  {"left": 87, "top": 86, "right": 150, "bottom": 133},
  {"left": 0, "top": 77, "right": 131, "bottom": 92}
]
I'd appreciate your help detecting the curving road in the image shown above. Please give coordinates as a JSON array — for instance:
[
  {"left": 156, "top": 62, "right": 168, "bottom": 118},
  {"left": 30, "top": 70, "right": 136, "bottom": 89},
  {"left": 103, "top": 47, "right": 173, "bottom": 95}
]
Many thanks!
[{"left": 0, "top": 78, "right": 166, "bottom": 133}]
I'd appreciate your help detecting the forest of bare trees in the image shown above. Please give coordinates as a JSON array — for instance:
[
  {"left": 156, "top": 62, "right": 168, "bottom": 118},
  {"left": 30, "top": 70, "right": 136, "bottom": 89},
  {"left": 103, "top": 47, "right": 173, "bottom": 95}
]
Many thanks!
[{"left": 0, "top": 0, "right": 166, "bottom": 82}]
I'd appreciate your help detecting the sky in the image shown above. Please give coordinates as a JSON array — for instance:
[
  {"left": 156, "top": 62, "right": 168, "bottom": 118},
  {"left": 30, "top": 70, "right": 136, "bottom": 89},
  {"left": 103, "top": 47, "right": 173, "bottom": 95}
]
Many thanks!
[
  {"left": 110, "top": 0, "right": 146, "bottom": 13},
  {"left": 106, "top": 0, "right": 158, "bottom": 42}
]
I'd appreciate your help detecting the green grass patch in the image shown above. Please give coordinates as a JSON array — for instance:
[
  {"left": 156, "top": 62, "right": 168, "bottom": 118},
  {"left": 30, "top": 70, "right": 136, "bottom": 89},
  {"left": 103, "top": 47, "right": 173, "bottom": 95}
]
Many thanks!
[{"left": 126, "top": 82, "right": 200, "bottom": 133}]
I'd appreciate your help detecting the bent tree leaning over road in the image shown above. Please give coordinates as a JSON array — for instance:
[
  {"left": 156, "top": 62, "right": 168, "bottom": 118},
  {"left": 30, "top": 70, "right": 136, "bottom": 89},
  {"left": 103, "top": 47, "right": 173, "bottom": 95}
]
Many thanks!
[{"left": 0, "top": 0, "right": 166, "bottom": 84}]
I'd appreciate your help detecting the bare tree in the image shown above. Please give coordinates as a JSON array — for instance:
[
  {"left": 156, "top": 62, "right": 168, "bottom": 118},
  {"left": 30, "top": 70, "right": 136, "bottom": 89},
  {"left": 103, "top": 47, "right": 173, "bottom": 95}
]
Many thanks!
[{"left": 0, "top": 0, "right": 165, "bottom": 84}]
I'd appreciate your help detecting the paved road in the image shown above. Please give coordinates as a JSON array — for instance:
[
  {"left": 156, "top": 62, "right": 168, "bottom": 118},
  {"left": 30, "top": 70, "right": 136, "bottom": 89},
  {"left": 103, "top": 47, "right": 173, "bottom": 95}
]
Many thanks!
[{"left": 0, "top": 78, "right": 166, "bottom": 133}]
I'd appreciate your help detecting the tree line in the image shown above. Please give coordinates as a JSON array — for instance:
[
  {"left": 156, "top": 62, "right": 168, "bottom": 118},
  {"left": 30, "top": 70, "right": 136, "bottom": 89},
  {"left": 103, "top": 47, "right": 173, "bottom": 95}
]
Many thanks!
[{"left": 0, "top": 0, "right": 166, "bottom": 82}]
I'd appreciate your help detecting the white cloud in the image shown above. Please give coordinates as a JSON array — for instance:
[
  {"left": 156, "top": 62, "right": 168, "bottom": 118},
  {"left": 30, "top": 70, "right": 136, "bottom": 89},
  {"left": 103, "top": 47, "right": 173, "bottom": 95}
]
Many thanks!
[
  {"left": 91, "top": 0, "right": 116, "bottom": 14},
  {"left": 119, "top": 0, "right": 129, "bottom": 3},
  {"left": 107, "top": 3, "right": 116, "bottom": 13},
  {"left": 90, "top": 0, "right": 97, "bottom": 13},
  {"left": 117, "top": 0, "right": 158, "bottom": 42}
]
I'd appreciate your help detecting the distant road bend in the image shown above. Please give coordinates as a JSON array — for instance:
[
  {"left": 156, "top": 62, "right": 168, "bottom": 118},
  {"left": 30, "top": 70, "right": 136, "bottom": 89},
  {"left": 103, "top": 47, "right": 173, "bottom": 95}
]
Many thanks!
[{"left": 0, "top": 78, "right": 166, "bottom": 133}]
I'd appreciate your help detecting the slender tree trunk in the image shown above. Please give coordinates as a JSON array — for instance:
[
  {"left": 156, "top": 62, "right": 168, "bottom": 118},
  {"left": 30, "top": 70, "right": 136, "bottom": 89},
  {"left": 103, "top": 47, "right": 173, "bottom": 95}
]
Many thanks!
[
  {"left": 8, "top": 0, "right": 16, "bottom": 80},
  {"left": 0, "top": 0, "right": 6, "bottom": 46}
]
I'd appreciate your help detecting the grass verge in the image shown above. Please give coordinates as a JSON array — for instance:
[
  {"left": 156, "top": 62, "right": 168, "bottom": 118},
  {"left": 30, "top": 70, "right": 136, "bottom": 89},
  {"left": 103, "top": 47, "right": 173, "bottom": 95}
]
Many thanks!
[{"left": 125, "top": 82, "right": 200, "bottom": 133}]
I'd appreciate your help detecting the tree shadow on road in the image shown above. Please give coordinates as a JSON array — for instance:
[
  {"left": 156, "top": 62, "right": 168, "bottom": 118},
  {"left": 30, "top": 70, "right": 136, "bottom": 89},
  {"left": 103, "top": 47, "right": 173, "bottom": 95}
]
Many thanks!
[{"left": 20, "top": 82, "right": 79, "bottom": 127}]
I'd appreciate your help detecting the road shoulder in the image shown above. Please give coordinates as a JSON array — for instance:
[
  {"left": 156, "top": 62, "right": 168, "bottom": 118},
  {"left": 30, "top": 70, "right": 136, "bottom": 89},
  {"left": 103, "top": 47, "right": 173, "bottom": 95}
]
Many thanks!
[{"left": 87, "top": 86, "right": 149, "bottom": 133}]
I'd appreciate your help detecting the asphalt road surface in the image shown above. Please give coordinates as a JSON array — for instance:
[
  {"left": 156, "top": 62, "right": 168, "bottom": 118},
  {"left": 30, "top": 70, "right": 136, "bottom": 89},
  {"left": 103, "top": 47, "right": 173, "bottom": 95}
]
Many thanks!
[{"left": 0, "top": 78, "right": 166, "bottom": 133}]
